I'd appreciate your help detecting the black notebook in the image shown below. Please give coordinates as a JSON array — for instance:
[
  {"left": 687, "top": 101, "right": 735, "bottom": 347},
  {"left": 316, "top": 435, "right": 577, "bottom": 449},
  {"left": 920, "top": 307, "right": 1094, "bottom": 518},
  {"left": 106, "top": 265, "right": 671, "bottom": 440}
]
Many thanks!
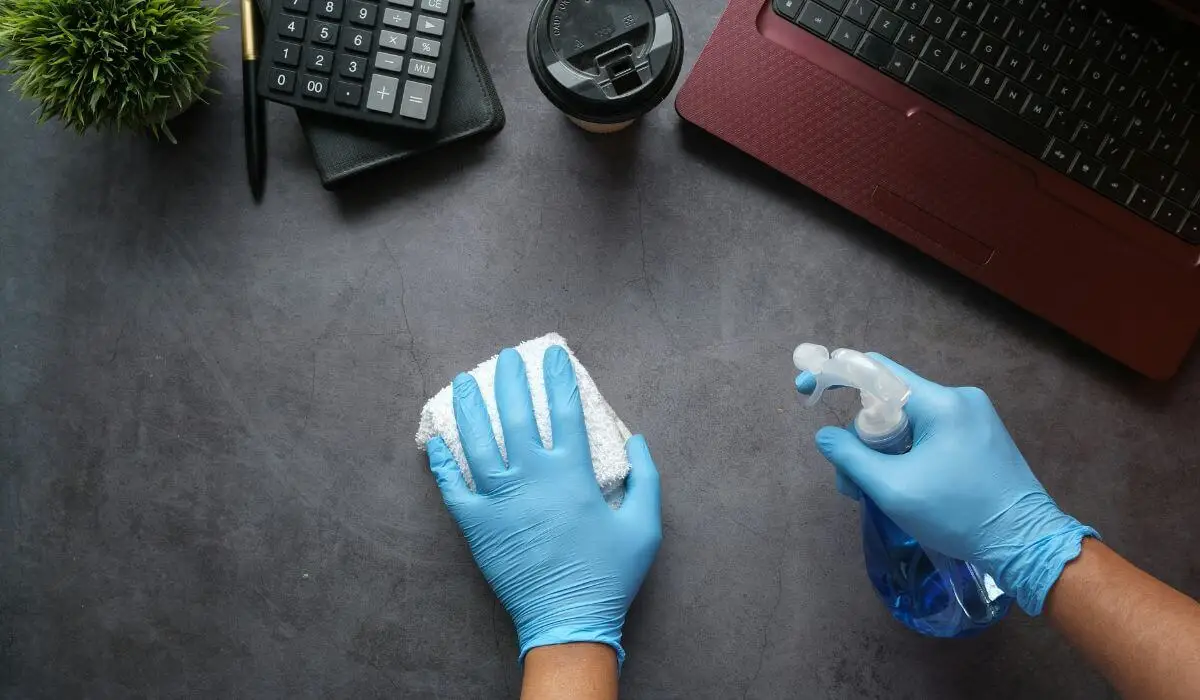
[{"left": 255, "top": 0, "right": 505, "bottom": 189}]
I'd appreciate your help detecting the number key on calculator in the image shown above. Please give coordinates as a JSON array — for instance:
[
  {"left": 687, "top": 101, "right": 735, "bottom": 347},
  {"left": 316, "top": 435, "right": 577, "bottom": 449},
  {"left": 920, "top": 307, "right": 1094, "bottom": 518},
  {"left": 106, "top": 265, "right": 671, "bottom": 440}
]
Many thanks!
[{"left": 259, "top": 0, "right": 463, "bottom": 130}]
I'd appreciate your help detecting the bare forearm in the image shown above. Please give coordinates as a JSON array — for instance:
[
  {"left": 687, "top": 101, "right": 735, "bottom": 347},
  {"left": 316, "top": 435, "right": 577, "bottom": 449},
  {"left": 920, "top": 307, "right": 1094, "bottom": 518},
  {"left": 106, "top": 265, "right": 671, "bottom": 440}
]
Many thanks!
[
  {"left": 1045, "top": 539, "right": 1200, "bottom": 700},
  {"left": 521, "top": 643, "right": 619, "bottom": 700}
]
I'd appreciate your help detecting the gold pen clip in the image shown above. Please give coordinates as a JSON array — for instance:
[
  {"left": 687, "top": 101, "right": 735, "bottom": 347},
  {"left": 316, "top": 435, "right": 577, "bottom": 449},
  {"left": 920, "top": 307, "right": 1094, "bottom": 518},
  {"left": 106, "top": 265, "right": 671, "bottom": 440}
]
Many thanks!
[{"left": 241, "top": 0, "right": 259, "bottom": 61}]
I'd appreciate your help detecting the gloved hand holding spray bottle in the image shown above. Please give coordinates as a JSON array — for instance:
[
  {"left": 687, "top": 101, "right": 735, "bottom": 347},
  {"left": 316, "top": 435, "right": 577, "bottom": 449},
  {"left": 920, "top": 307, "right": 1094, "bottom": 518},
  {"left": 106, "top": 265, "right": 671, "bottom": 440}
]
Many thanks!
[{"left": 794, "top": 344, "right": 1011, "bottom": 637}]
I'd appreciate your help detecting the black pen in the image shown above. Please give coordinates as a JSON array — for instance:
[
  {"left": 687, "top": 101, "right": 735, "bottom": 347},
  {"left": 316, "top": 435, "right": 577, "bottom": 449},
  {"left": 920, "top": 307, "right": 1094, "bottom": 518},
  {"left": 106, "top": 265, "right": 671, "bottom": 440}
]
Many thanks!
[{"left": 242, "top": 0, "right": 266, "bottom": 201}]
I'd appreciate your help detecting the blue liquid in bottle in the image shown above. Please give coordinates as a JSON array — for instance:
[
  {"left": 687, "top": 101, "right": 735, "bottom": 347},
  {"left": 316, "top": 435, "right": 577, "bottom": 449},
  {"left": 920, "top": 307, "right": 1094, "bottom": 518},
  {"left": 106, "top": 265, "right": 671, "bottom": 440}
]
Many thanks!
[{"left": 860, "top": 418, "right": 1012, "bottom": 638}]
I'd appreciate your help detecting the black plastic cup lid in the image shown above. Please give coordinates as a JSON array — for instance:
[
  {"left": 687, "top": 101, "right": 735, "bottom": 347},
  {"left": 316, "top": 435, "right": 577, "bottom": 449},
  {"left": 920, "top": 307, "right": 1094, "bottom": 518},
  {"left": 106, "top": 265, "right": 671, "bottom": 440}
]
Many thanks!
[{"left": 527, "top": 0, "right": 683, "bottom": 125}]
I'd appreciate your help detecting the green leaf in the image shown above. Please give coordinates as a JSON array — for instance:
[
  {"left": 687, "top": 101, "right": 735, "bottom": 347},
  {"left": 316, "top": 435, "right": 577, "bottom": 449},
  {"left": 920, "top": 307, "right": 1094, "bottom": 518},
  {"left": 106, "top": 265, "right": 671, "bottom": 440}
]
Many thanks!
[{"left": 0, "top": 0, "right": 227, "bottom": 140}]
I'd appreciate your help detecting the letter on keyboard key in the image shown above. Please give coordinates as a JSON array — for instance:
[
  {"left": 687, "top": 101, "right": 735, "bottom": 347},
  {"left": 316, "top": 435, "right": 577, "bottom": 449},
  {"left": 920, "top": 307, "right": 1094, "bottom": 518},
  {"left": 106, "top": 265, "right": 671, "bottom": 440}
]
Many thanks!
[{"left": 907, "top": 62, "right": 1052, "bottom": 157}]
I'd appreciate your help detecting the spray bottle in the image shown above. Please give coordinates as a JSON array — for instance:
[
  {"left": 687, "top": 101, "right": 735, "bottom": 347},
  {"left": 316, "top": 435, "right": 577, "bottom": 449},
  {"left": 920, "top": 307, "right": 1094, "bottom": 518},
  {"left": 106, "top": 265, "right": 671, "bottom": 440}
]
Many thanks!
[{"left": 794, "top": 344, "right": 1011, "bottom": 638}]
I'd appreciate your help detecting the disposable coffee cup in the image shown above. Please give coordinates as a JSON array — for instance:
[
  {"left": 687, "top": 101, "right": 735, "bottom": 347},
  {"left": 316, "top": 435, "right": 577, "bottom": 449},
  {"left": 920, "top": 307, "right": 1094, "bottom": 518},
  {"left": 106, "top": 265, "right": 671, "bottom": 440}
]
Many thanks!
[{"left": 527, "top": 0, "right": 683, "bottom": 132}]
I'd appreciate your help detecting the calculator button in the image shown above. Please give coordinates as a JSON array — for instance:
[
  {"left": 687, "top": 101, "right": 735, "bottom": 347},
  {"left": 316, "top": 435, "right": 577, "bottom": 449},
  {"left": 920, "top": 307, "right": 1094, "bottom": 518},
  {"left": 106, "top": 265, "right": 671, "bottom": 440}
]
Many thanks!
[
  {"left": 387, "top": 0, "right": 415, "bottom": 7},
  {"left": 375, "top": 51, "right": 404, "bottom": 72},
  {"left": 305, "top": 47, "right": 333, "bottom": 73},
  {"left": 273, "top": 40, "right": 301, "bottom": 66},
  {"left": 412, "top": 37, "right": 440, "bottom": 58},
  {"left": 350, "top": 1, "right": 377, "bottom": 26},
  {"left": 338, "top": 53, "right": 368, "bottom": 80},
  {"left": 335, "top": 81, "right": 364, "bottom": 107},
  {"left": 420, "top": 0, "right": 449, "bottom": 14},
  {"left": 399, "top": 80, "right": 432, "bottom": 119},
  {"left": 269, "top": 68, "right": 297, "bottom": 93},
  {"left": 316, "top": 0, "right": 343, "bottom": 19},
  {"left": 311, "top": 20, "right": 339, "bottom": 45},
  {"left": 279, "top": 15, "right": 307, "bottom": 39},
  {"left": 379, "top": 29, "right": 407, "bottom": 52},
  {"left": 407, "top": 57, "right": 436, "bottom": 79},
  {"left": 383, "top": 8, "right": 411, "bottom": 28},
  {"left": 416, "top": 15, "right": 444, "bottom": 35},
  {"left": 341, "top": 27, "right": 373, "bottom": 53},
  {"left": 366, "top": 74, "right": 400, "bottom": 113},
  {"left": 282, "top": 0, "right": 309, "bottom": 10},
  {"left": 301, "top": 74, "right": 329, "bottom": 100}
]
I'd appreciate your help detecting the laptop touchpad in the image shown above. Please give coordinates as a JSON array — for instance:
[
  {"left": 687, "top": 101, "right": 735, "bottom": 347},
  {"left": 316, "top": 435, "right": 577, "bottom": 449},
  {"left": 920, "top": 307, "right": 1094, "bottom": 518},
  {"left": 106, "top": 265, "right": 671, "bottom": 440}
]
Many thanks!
[{"left": 873, "top": 108, "right": 1041, "bottom": 264}]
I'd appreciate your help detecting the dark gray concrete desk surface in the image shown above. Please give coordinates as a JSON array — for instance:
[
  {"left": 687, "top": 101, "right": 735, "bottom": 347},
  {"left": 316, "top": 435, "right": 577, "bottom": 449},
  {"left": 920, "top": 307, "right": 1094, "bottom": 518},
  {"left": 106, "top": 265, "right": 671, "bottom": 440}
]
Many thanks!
[{"left": 2, "top": 2, "right": 1198, "bottom": 698}]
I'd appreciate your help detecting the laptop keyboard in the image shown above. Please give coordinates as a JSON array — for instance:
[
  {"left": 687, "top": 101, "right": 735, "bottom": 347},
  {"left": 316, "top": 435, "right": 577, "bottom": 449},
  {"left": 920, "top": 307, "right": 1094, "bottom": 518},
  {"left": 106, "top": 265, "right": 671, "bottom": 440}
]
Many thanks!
[{"left": 772, "top": 0, "right": 1200, "bottom": 244}]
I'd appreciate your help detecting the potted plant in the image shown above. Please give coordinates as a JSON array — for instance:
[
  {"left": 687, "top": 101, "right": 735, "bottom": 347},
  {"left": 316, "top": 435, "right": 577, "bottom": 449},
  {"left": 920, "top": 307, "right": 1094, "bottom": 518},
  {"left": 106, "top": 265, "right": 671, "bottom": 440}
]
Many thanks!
[{"left": 0, "top": 0, "right": 225, "bottom": 142}]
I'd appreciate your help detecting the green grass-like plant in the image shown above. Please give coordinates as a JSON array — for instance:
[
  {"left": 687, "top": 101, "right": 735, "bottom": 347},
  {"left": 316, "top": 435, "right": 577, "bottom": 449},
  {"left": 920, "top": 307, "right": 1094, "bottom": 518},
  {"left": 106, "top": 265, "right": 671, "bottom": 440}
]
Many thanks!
[{"left": 0, "top": 0, "right": 225, "bottom": 141}]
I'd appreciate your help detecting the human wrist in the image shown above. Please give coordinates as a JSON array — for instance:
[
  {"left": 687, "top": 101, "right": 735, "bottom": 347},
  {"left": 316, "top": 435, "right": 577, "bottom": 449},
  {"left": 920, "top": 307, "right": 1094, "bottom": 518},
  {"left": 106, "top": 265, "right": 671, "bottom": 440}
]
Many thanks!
[{"left": 517, "top": 618, "right": 626, "bottom": 667}]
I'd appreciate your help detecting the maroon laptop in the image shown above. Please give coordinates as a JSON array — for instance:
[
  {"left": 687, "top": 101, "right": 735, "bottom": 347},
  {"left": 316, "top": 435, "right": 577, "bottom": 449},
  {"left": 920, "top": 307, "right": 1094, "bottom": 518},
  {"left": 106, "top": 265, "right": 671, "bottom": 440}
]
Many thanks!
[{"left": 677, "top": 0, "right": 1200, "bottom": 378}]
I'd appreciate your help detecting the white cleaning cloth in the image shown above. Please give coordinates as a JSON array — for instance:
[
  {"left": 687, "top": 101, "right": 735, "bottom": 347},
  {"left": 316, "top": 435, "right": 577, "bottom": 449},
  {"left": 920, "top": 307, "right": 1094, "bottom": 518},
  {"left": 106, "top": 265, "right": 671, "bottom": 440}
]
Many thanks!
[{"left": 415, "top": 332, "right": 632, "bottom": 501}]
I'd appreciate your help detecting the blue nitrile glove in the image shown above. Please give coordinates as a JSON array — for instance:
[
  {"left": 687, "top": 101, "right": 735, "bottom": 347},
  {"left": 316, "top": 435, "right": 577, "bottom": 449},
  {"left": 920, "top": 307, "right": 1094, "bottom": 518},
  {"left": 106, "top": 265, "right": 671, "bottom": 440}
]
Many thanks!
[
  {"left": 426, "top": 345, "right": 662, "bottom": 666},
  {"left": 797, "top": 354, "right": 1098, "bottom": 616}
]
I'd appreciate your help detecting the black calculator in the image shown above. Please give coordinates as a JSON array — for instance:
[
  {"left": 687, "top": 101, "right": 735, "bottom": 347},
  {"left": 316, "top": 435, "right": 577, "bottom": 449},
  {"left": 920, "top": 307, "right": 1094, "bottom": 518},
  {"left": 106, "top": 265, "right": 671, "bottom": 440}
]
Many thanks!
[{"left": 258, "top": 0, "right": 462, "bottom": 130}]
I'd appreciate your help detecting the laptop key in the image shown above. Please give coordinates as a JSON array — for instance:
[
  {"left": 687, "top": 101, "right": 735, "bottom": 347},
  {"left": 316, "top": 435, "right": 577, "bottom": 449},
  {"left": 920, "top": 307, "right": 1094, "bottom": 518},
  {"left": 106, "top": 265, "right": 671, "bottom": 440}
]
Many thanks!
[
  {"left": 972, "top": 34, "right": 1005, "bottom": 65},
  {"left": 947, "top": 51, "right": 981, "bottom": 84},
  {"left": 998, "top": 47, "right": 1031, "bottom": 79},
  {"left": 857, "top": 31, "right": 894, "bottom": 67},
  {"left": 843, "top": 0, "right": 878, "bottom": 26},
  {"left": 1128, "top": 188, "right": 1161, "bottom": 219},
  {"left": 1023, "top": 62, "right": 1055, "bottom": 93},
  {"left": 1079, "top": 61, "right": 1114, "bottom": 93},
  {"left": 922, "top": 37, "right": 954, "bottom": 69},
  {"left": 1125, "top": 116, "right": 1156, "bottom": 151},
  {"left": 1047, "top": 109, "right": 1081, "bottom": 141},
  {"left": 1167, "top": 176, "right": 1200, "bottom": 208},
  {"left": 1049, "top": 75, "right": 1082, "bottom": 110},
  {"left": 974, "top": 65, "right": 1004, "bottom": 97},
  {"left": 1005, "top": 18, "right": 1037, "bottom": 52},
  {"left": 1021, "top": 92, "right": 1055, "bottom": 126},
  {"left": 948, "top": 20, "right": 981, "bottom": 52},
  {"left": 896, "top": 22, "right": 930, "bottom": 54},
  {"left": 1069, "top": 156, "right": 1103, "bottom": 186},
  {"left": 885, "top": 48, "right": 917, "bottom": 79},
  {"left": 1074, "top": 90, "right": 1106, "bottom": 124},
  {"left": 1100, "top": 139, "right": 1132, "bottom": 169},
  {"left": 1095, "top": 170, "right": 1136, "bottom": 204},
  {"left": 796, "top": 1, "right": 837, "bottom": 37},
  {"left": 979, "top": 5, "right": 1012, "bottom": 37},
  {"left": 1044, "top": 140, "right": 1080, "bottom": 174},
  {"left": 1073, "top": 120, "right": 1105, "bottom": 156},
  {"left": 921, "top": 5, "right": 954, "bottom": 38},
  {"left": 1002, "top": 0, "right": 1036, "bottom": 19},
  {"left": 869, "top": 9, "right": 902, "bottom": 41},
  {"left": 830, "top": 19, "right": 865, "bottom": 51},
  {"left": 1029, "top": 35, "right": 1064, "bottom": 64},
  {"left": 1151, "top": 132, "right": 1184, "bottom": 164},
  {"left": 997, "top": 79, "right": 1030, "bottom": 113},
  {"left": 773, "top": 0, "right": 803, "bottom": 20},
  {"left": 1178, "top": 214, "right": 1200, "bottom": 244},
  {"left": 956, "top": 0, "right": 985, "bottom": 24},
  {"left": 1152, "top": 198, "right": 1187, "bottom": 232},
  {"left": 895, "top": 0, "right": 930, "bottom": 23},
  {"left": 907, "top": 62, "right": 1052, "bottom": 156},
  {"left": 1125, "top": 151, "right": 1175, "bottom": 193}
]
